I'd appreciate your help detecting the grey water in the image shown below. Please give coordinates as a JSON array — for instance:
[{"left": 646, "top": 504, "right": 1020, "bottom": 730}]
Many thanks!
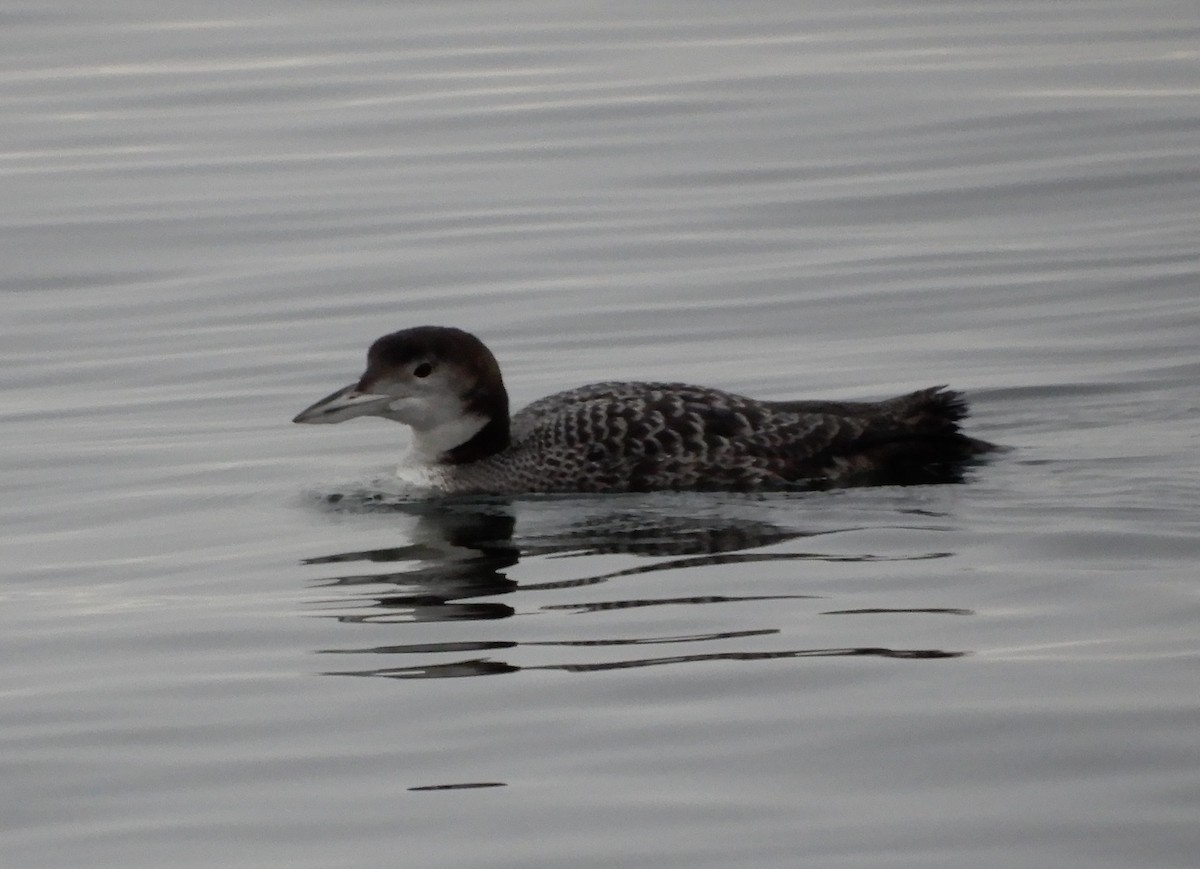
[{"left": 3, "top": 1, "right": 1199, "bottom": 867}]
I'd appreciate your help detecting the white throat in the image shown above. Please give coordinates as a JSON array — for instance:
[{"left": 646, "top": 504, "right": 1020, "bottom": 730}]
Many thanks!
[{"left": 407, "top": 412, "right": 489, "bottom": 463}]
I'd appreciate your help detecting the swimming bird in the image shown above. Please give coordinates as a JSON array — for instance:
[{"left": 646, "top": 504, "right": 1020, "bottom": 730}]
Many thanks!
[{"left": 293, "top": 326, "right": 996, "bottom": 494}]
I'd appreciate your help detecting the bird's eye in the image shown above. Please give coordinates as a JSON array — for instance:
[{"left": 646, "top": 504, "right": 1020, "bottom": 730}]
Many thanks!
[{"left": 413, "top": 362, "right": 433, "bottom": 378}]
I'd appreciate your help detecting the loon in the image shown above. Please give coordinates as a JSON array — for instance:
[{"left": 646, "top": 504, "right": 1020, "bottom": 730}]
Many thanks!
[{"left": 293, "top": 326, "right": 996, "bottom": 494}]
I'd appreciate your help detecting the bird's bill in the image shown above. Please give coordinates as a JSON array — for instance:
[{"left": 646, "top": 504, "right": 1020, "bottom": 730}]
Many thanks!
[{"left": 292, "top": 383, "right": 393, "bottom": 424}]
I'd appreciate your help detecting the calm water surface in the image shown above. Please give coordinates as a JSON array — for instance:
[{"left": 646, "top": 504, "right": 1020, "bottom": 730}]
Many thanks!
[{"left": 3, "top": 1, "right": 1199, "bottom": 867}]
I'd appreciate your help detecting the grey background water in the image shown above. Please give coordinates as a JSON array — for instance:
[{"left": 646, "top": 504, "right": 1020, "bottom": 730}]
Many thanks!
[{"left": 3, "top": 1, "right": 1199, "bottom": 866}]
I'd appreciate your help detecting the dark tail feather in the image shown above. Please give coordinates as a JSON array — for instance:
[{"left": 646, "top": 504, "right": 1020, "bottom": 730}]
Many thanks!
[
  {"left": 768, "top": 386, "right": 968, "bottom": 429},
  {"left": 882, "top": 384, "right": 966, "bottom": 425},
  {"left": 833, "top": 386, "right": 1000, "bottom": 486},
  {"left": 884, "top": 386, "right": 998, "bottom": 450}
]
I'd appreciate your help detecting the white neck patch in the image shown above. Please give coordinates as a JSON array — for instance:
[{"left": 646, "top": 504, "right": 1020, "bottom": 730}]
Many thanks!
[{"left": 407, "top": 412, "right": 489, "bottom": 463}]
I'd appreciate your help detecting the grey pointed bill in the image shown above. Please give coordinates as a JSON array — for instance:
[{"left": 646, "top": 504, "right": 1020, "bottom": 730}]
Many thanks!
[{"left": 292, "top": 384, "right": 393, "bottom": 424}]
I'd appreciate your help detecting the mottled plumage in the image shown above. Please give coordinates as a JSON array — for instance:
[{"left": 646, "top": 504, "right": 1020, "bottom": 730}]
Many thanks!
[{"left": 294, "top": 326, "right": 996, "bottom": 494}]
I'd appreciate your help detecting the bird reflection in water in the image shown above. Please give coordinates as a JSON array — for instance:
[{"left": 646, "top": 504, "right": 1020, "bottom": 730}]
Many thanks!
[
  {"left": 304, "top": 494, "right": 969, "bottom": 678},
  {"left": 307, "top": 500, "right": 521, "bottom": 623}
]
